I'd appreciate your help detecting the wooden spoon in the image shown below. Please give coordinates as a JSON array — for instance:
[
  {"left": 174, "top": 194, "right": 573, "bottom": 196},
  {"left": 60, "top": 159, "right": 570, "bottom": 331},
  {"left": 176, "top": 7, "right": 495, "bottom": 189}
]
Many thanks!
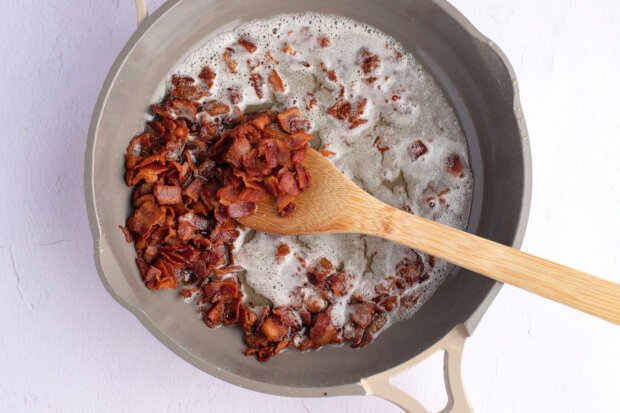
[{"left": 239, "top": 148, "right": 620, "bottom": 324}]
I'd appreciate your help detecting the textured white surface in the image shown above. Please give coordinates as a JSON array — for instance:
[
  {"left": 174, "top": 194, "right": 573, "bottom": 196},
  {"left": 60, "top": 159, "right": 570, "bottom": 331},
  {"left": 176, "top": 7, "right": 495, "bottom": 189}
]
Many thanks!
[{"left": 1, "top": 1, "right": 619, "bottom": 412}]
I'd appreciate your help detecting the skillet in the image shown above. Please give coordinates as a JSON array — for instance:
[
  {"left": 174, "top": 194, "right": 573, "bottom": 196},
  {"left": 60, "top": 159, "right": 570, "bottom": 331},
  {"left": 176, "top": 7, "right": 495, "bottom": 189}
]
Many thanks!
[{"left": 85, "top": 0, "right": 531, "bottom": 410}]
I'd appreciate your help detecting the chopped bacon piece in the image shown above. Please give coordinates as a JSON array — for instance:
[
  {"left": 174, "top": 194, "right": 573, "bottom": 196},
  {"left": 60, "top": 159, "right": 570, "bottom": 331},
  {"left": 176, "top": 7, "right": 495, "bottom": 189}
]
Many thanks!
[
  {"left": 327, "top": 100, "right": 351, "bottom": 121},
  {"left": 275, "top": 244, "right": 291, "bottom": 263},
  {"left": 250, "top": 73, "right": 264, "bottom": 99},
  {"left": 306, "top": 94, "right": 317, "bottom": 110},
  {"left": 179, "top": 287, "right": 199, "bottom": 298},
  {"left": 226, "top": 202, "right": 257, "bottom": 218},
  {"left": 127, "top": 201, "right": 166, "bottom": 237},
  {"left": 329, "top": 272, "right": 354, "bottom": 297},
  {"left": 408, "top": 139, "right": 428, "bottom": 160},
  {"left": 154, "top": 184, "right": 182, "bottom": 205},
  {"left": 205, "top": 101, "right": 230, "bottom": 116},
  {"left": 295, "top": 164, "right": 311, "bottom": 191},
  {"left": 203, "top": 280, "right": 240, "bottom": 303},
  {"left": 276, "top": 107, "right": 308, "bottom": 133},
  {"left": 228, "top": 88, "right": 243, "bottom": 105},
  {"left": 318, "top": 35, "right": 330, "bottom": 48},
  {"left": 204, "top": 301, "right": 224, "bottom": 327},
  {"left": 349, "top": 303, "right": 375, "bottom": 328},
  {"left": 261, "top": 316, "right": 289, "bottom": 342},
  {"left": 223, "top": 136, "right": 251, "bottom": 168},
  {"left": 177, "top": 220, "right": 196, "bottom": 242},
  {"left": 360, "top": 49, "right": 381, "bottom": 74},
  {"left": 277, "top": 170, "right": 300, "bottom": 196},
  {"left": 239, "top": 306, "right": 258, "bottom": 331},
  {"left": 246, "top": 58, "right": 260, "bottom": 71},
  {"left": 265, "top": 50, "right": 278, "bottom": 64},
  {"left": 400, "top": 292, "right": 422, "bottom": 309},
  {"left": 446, "top": 154, "right": 465, "bottom": 177},
  {"left": 309, "top": 313, "right": 338, "bottom": 346},
  {"left": 238, "top": 38, "right": 257, "bottom": 53},
  {"left": 277, "top": 197, "right": 296, "bottom": 217},
  {"left": 304, "top": 296, "right": 327, "bottom": 313},
  {"left": 349, "top": 117, "right": 367, "bottom": 129},
  {"left": 198, "top": 66, "right": 216, "bottom": 90},
  {"left": 373, "top": 136, "right": 389, "bottom": 154},
  {"left": 396, "top": 253, "right": 425, "bottom": 286},
  {"left": 380, "top": 295, "right": 398, "bottom": 312},
  {"left": 223, "top": 48, "right": 238, "bottom": 73},
  {"left": 281, "top": 43, "right": 296, "bottom": 55},
  {"left": 319, "top": 144, "right": 336, "bottom": 157},
  {"left": 120, "top": 225, "right": 133, "bottom": 243},
  {"left": 286, "top": 132, "right": 312, "bottom": 150},
  {"left": 268, "top": 69, "right": 285, "bottom": 92},
  {"left": 170, "top": 98, "right": 197, "bottom": 120}
]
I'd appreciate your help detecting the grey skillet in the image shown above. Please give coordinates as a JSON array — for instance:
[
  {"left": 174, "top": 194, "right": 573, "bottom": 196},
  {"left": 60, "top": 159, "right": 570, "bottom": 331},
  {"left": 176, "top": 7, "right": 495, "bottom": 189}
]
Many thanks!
[{"left": 85, "top": 0, "right": 531, "bottom": 411}]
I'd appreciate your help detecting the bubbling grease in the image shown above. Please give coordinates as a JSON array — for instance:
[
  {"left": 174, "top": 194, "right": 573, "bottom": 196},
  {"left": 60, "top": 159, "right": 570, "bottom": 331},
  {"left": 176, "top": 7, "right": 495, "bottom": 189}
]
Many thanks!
[{"left": 173, "top": 13, "right": 473, "bottom": 337}]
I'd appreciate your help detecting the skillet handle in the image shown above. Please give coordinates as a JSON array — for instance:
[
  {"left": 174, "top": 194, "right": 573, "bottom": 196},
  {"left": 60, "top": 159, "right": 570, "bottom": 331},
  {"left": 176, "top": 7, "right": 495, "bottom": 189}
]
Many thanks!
[
  {"left": 135, "top": 0, "right": 148, "bottom": 25},
  {"left": 361, "top": 324, "right": 473, "bottom": 413}
]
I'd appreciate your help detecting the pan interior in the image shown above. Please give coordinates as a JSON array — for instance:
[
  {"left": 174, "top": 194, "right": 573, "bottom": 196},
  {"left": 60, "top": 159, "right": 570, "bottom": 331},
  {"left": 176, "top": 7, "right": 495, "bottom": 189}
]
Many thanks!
[{"left": 90, "top": 0, "right": 527, "bottom": 390}]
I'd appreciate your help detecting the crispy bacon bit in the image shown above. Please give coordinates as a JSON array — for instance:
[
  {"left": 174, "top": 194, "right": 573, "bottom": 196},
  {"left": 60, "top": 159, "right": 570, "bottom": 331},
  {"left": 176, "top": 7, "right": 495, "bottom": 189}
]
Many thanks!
[
  {"left": 373, "top": 136, "right": 390, "bottom": 154},
  {"left": 227, "top": 88, "right": 243, "bottom": 105},
  {"left": 120, "top": 225, "right": 133, "bottom": 243},
  {"left": 309, "top": 313, "right": 338, "bottom": 346},
  {"left": 179, "top": 287, "right": 199, "bottom": 298},
  {"left": 327, "top": 100, "right": 351, "bottom": 121},
  {"left": 246, "top": 58, "right": 261, "bottom": 72},
  {"left": 204, "top": 101, "right": 230, "bottom": 116},
  {"left": 408, "top": 139, "right": 428, "bottom": 160},
  {"left": 396, "top": 253, "right": 425, "bottom": 286},
  {"left": 198, "top": 66, "right": 216, "bottom": 90},
  {"left": 330, "top": 272, "right": 355, "bottom": 297},
  {"left": 364, "top": 77, "right": 378, "bottom": 84},
  {"left": 400, "top": 292, "right": 422, "bottom": 309},
  {"left": 319, "top": 144, "right": 336, "bottom": 157},
  {"left": 154, "top": 184, "right": 182, "bottom": 205},
  {"left": 223, "top": 48, "right": 238, "bottom": 73},
  {"left": 306, "top": 93, "right": 317, "bottom": 110},
  {"left": 360, "top": 49, "right": 381, "bottom": 74},
  {"left": 268, "top": 69, "right": 285, "bottom": 92},
  {"left": 238, "top": 38, "right": 257, "bottom": 53},
  {"left": 380, "top": 295, "right": 398, "bottom": 311},
  {"left": 349, "top": 303, "right": 375, "bottom": 328},
  {"left": 318, "top": 35, "right": 330, "bottom": 48},
  {"left": 391, "top": 95, "right": 400, "bottom": 101},
  {"left": 281, "top": 43, "right": 296, "bottom": 55},
  {"left": 250, "top": 73, "right": 264, "bottom": 99},
  {"left": 349, "top": 117, "right": 367, "bottom": 129},
  {"left": 265, "top": 50, "right": 278, "bottom": 64},
  {"left": 327, "top": 98, "right": 368, "bottom": 129},
  {"left": 276, "top": 107, "right": 311, "bottom": 133},
  {"left": 275, "top": 244, "right": 291, "bottom": 263},
  {"left": 446, "top": 154, "right": 465, "bottom": 177},
  {"left": 261, "top": 316, "right": 289, "bottom": 342}
]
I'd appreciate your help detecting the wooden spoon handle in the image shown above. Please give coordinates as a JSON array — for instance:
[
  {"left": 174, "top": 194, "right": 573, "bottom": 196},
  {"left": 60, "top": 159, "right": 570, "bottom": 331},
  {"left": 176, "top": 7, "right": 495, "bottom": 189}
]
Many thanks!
[{"left": 376, "top": 206, "right": 620, "bottom": 324}]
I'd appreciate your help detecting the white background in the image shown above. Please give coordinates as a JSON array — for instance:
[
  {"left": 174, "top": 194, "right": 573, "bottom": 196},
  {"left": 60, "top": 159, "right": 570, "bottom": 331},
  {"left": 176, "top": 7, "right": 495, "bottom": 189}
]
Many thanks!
[{"left": 1, "top": 0, "right": 619, "bottom": 412}]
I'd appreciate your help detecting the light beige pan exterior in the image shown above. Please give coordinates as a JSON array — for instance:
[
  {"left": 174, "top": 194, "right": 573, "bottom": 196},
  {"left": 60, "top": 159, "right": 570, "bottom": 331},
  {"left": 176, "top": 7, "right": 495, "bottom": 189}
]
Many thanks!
[{"left": 85, "top": 0, "right": 531, "bottom": 410}]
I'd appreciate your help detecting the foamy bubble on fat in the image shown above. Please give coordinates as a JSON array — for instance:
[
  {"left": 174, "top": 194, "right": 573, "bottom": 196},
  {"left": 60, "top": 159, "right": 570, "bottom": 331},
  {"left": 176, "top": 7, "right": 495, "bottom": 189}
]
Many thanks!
[{"left": 172, "top": 12, "right": 473, "bottom": 331}]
